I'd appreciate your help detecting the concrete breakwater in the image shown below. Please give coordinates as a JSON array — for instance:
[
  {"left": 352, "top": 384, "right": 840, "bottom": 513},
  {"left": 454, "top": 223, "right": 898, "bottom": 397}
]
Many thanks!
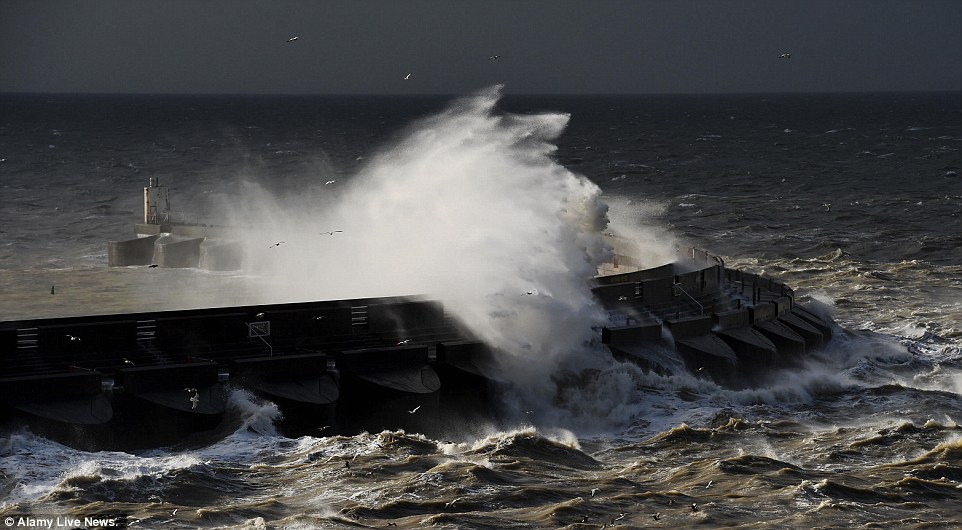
[
  {"left": 593, "top": 245, "right": 832, "bottom": 387},
  {"left": 1, "top": 245, "right": 832, "bottom": 450},
  {"left": 0, "top": 297, "right": 473, "bottom": 449}
]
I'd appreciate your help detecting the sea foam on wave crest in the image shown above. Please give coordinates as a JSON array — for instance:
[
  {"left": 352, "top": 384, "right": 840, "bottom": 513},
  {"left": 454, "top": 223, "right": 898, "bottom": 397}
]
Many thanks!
[
  {"left": 0, "top": 430, "right": 202, "bottom": 507},
  {"left": 225, "top": 387, "right": 283, "bottom": 438}
]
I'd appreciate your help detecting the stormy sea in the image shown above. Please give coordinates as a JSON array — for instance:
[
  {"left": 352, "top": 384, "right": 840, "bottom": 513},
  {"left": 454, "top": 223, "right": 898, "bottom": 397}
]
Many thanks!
[{"left": 1, "top": 87, "right": 961, "bottom": 529}]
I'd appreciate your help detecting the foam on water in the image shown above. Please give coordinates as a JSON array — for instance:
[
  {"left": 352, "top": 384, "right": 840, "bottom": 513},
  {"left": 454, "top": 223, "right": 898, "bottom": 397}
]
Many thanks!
[
  {"left": 224, "top": 387, "right": 284, "bottom": 439},
  {"left": 0, "top": 430, "right": 203, "bottom": 508}
]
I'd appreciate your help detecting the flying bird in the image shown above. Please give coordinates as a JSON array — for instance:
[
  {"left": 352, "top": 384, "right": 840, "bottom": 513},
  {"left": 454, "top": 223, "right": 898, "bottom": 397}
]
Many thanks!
[
  {"left": 408, "top": 405, "right": 421, "bottom": 414},
  {"left": 189, "top": 391, "right": 200, "bottom": 410},
  {"left": 403, "top": 73, "right": 412, "bottom": 80},
  {"left": 779, "top": 53, "right": 791, "bottom": 59},
  {"left": 148, "top": 264, "right": 158, "bottom": 268},
  {"left": 123, "top": 358, "right": 135, "bottom": 366},
  {"left": 269, "top": 241, "right": 285, "bottom": 248},
  {"left": 397, "top": 339, "right": 410, "bottom": 345},
  {"left": 590, "top": 488, "right": 599, "bottom": 497},
  {"left": 286, "top": 36, "right": 299, "bottom": 43},
  {"left": 324, "top": 180, "right": 337, "bottom": 185},
  {"left": 66, "top": 334, "right": 81, "bottom": 341},
  {"left": 184, "top": 387, "right": 197, "bottom": 393},
  {"left": 255, "top": 312, "right": 266, "bottom": 319},
  {"left": 320, "top": 230, "right": 343, "bottom": 236},
  {"left": 488, "top": 54, "right": 501, "bottom": 60}
]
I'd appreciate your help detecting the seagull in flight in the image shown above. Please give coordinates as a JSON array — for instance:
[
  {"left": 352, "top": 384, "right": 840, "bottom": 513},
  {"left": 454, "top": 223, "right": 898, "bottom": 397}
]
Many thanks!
[
  {"left": 397, "top": 339, "right": 410, "bottom": 345},
  {"left": 779, "top": 52, "right": 791, "bottom": 59},
  {"left": 286, "top": 36, "right": 299, "bottom": 43},
  {"left": 324, "top": 180, "right": 337, "bottom": 185},
  {"left": 255, "top": 312, "right": 266, "bottom": 319},
  {"left": 269, "top": 241, "right": 285, "bottom": 248},
  {"left": 320, "top": 230, "right": 343, "bottom": 236},
  {"left": 66, "top": 334, "right": 81, "bottom": 342},
  {"left": 189, "top": 391, "right": 200, "bottom": 410},
  {"left": 408, "top": 405, "right": 421, "bottom": 414},
  {"left": 403, "top": 73, "right": 412, "bottom": 80},
  {"left": 123, "top": 358, "right": 135, "bottom": 366},
  {"left": 488, "top": 54, "right": 501, "bottom": 60}
]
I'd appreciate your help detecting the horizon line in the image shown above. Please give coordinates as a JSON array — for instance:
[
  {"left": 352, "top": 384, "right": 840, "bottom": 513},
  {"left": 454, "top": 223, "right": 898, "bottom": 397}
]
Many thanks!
[{"left": 2, "top": 88, "right": 961, "bottom": 98}]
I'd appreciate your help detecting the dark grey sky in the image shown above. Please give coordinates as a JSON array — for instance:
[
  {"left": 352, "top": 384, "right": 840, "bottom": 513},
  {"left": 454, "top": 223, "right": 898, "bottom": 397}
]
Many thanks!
[{"left": 2, "top": 0, "right": 960, "bottom": 95}]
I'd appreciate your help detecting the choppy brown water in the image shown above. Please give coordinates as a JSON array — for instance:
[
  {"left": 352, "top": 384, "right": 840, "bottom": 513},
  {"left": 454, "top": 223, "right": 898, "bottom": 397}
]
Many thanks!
[{"left": 2, "top": 91, "right": 961, "bottom": 529}]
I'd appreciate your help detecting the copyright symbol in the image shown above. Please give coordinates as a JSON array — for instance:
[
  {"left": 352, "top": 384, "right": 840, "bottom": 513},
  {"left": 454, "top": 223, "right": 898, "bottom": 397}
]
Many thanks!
[{"left": 4, "top": 517, "right": 14, "bottom": 527}]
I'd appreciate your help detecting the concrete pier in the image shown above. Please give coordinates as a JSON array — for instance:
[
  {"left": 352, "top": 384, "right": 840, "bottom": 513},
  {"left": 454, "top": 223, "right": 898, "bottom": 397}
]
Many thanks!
[
  {"left": 594, "top": 243, "right": 834, "bottom": 387},
  {"left": 3, "top": 239, "right": 836, "bottom": 448}
]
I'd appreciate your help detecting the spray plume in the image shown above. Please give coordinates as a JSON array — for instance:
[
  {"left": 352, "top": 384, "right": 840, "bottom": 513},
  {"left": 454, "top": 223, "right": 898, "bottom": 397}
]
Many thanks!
[{"left": 221, "top": 86, "right": 628, "bottom": 395}]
